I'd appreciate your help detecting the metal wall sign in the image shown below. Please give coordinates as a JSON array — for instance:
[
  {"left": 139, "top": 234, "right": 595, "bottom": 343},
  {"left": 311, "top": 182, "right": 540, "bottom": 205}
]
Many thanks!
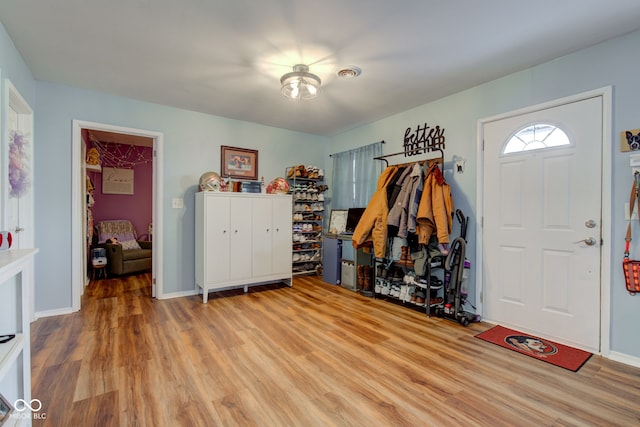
[{"left": 403, "top": 122, "right": 445, "bottom": 156}]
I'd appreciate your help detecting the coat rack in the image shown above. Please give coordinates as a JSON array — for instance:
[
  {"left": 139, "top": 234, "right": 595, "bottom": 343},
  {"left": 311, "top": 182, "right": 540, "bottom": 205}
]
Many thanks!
[{"left": 373, "top": 146, "right": 444, "bottom": 167}]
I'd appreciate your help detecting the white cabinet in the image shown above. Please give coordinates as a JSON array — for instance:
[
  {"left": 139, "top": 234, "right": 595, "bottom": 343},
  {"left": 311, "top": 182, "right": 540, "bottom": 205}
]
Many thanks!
[
  {"left": 252, "top": 197, "right": 292, "bottom": 277},
  {"left": 0, "top": 249, "right": 38, "bottom": 427},
  {"left": 195, "top": 192, "right": 292, "bottom": 303}
]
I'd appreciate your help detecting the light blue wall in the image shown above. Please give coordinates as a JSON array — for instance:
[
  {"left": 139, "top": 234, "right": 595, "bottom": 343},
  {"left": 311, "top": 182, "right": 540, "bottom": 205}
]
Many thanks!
[
  {"left": 33, "top": 82, "right": 326, "bottom": 304},
  {"left": 328, "top": 30, "right": 640, "bottom": 359},
  {"left": 1, "top": 17, "right": 639, "bottom": 359},
  {"left": 0, "top": 23, "right": 34, "bottom": 106}
]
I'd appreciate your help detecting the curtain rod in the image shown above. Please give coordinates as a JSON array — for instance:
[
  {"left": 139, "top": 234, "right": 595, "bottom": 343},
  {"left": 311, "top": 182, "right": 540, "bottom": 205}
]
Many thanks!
[{"left": 329, "top": 140, "right": 385, "bottom": 157}]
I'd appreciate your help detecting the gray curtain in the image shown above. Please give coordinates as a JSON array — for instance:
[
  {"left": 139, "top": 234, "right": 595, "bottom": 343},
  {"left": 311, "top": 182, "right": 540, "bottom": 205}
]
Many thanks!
[{"left": 331, "top": 142, "right": 383, "bottom": 209}]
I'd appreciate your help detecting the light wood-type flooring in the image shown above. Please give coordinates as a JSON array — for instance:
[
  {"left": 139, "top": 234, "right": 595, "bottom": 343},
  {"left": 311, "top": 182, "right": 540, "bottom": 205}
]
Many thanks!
[{"left": 31, "top": 273, "right": 640, "bottom": 426}]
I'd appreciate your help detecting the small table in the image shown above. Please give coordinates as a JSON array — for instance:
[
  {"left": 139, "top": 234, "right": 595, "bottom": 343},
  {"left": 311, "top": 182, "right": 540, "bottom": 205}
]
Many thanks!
[{"left": 92, "top": 263, "right": 107, "bottom": 280}]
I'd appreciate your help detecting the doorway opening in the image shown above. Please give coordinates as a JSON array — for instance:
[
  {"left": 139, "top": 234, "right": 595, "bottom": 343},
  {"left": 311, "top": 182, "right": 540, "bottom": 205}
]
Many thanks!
[{"left": 71, "top": 120, "right": 163, "bottom": 311}]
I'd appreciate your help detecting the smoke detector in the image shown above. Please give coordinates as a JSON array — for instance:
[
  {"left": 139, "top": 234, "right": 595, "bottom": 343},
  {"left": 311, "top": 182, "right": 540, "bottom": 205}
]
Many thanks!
[{"left": 336, "top": 66, "right": 362, "bottom": 78}]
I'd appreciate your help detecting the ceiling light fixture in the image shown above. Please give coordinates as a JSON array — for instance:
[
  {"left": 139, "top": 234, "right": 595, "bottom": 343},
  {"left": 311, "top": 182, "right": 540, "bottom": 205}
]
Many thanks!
[{"left": 280, "top": 64, "right": 321, "bottom": 100}]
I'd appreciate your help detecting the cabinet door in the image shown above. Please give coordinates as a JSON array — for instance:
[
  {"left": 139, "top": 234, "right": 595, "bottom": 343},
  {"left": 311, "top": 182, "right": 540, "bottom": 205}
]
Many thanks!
[
  {"left": 272, "top": 197, "right": 292, "bottom": 275},
  {"left": 252, "top": 197, "right": 273, "bottom": 277},
  {"left": 204, "top": 195, "right": 230, "bottom": 284},
  {"left": 229, "top": 197, "right": 253, "bottom": 281}
]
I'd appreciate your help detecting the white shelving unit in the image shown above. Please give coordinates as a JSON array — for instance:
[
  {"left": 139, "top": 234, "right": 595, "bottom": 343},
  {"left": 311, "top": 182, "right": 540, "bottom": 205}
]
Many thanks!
[{"left": 0, "top": 248, "right": 38, "bottom": 427}]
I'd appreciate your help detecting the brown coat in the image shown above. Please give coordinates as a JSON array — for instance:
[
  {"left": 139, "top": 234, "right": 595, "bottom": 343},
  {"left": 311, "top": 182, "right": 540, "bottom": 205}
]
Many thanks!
[
  {"left": 352, "top": 166, "right": 399, "bottom": 258},
  {"left": 416, "top": 164, "right": 454, "bottom": 245}
]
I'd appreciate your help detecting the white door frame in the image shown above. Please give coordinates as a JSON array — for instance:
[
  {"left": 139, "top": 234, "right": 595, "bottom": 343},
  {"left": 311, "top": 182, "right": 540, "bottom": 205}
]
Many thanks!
[
  {"left": 476, "top": 86, "right": 612, "bottom": 356},
  {"left": 71, "top": 120, "right": 164, "bottom": 311}
]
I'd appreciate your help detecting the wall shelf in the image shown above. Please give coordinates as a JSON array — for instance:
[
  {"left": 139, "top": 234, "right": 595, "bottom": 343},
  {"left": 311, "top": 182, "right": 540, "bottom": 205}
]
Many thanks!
[
  {"left": 0, "top": 334, "right": 24, "bottom": 380},
  {"left": 86, "top": 163, "right": 101, "bottom": 172}
]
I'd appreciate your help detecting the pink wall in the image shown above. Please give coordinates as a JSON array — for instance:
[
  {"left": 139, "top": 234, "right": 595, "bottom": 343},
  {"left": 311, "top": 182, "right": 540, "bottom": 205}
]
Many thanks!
[{"left": 86, "top": 132, "right": 153, "bottom": 240}]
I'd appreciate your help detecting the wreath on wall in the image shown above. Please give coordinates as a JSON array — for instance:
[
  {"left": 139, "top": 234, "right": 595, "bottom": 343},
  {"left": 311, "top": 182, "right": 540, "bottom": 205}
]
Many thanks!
[{"left": 9, "top": 130, "right": 30, "bottom": 198}]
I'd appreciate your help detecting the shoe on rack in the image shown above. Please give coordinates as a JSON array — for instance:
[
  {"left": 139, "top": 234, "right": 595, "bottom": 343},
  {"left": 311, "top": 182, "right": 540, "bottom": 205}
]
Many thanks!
[
  {"left": 429, "top": 297, "right": 444, "bottom": 306},
  {"left": 390, "top": 285, "right": 401, "bottom": 298},
  {"left": 399, "top": 285, "right": 408, "bottom": 301}
]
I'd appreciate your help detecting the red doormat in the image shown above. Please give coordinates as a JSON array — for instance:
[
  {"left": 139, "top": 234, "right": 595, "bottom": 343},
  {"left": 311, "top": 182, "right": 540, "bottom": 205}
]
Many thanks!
[{"left": 475, "top": 325, "right": 592, "bottom": 372}]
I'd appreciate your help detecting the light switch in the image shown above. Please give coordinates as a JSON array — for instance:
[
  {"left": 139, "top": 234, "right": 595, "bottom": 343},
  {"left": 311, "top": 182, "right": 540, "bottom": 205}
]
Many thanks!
[{"left": 172, "top": 198, "right": 184, "bottom": 209}]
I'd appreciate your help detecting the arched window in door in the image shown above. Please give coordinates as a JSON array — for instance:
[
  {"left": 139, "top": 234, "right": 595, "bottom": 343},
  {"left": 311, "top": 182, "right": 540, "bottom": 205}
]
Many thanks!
[{"left": 503, "top": 123, "right": 571, "bottom": 154}]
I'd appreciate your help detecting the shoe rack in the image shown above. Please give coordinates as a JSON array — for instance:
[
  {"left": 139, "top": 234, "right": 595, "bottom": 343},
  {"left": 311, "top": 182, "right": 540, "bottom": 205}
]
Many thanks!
[
  {"left": 287, "top": 165, "right": 327, "bottom": 276},
  {"left": 373, "top": 250, "right": 446, "bottom": 315}
]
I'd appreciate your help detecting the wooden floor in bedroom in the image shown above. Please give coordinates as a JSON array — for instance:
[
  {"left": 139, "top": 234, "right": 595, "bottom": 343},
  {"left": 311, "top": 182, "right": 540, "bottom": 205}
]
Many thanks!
[{"left": 31, "top": 273, "right": 640, "bottom": 426}]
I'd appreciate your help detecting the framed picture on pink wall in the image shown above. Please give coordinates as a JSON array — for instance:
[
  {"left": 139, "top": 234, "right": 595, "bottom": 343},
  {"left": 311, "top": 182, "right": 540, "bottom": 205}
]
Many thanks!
[
  {"left": 221, "top": 146, "right": 258, "bottom": 180},
  {"left": 102, "top": 167, "right": 134, "bottom": 195}
]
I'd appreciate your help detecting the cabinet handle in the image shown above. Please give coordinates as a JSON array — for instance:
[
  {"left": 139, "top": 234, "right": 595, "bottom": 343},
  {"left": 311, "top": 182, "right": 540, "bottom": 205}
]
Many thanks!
[
  {"left": 223, "top": 230, "right": 227, "bottom": 234},
  {"left": 266, "top": 228, "right": 270, "bottom": 232}
]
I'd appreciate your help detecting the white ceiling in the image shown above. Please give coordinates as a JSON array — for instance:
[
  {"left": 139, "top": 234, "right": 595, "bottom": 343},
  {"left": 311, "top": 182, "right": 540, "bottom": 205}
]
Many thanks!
[{"left": 2, "top": 1, "right": 640, "bottom": 137}]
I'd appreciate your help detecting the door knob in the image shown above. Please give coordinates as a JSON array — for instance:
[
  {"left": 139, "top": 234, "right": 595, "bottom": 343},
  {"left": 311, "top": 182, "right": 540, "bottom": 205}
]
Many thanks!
[
  {"left": 573, "top": 237, "right": 597, "bottom": 246},
  {"left": 585, "top": 220, "right": 597, "bottom": 228}
]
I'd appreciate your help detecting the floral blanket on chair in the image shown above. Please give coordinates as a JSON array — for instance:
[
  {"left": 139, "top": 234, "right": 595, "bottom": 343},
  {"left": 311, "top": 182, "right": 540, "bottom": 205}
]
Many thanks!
[{"left": 95, "top": 220, "right": 141, "bottom": 250}]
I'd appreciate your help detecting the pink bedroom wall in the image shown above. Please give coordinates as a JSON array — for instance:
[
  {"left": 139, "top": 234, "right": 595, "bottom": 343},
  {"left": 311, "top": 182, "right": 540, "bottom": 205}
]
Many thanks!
[{"left": 85, "top": 132, "right": 153, "bottom": 240}]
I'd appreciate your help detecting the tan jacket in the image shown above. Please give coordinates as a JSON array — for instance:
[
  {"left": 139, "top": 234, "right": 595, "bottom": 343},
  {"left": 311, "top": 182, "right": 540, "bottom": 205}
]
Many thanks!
[
  {"left": 416, "top": 164, "right": 454, "bottom": 245},
  {"left": 352, "top": 166, "right": 399, "bottom": 258}
]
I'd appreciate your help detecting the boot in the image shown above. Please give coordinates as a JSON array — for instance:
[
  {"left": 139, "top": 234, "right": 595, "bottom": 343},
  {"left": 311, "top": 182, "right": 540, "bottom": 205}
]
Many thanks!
[
  {"left": 401, "top": 246, "right": 408, "bottom": 263},
  {"left": 357, "top": 265, "right": 365, "bottom": 289},
  {"left": 402, "top": 246, "right": 414, "bottom": 267},
  {"left": 363, "top": 265, "right": 372, "bottom": 291}
]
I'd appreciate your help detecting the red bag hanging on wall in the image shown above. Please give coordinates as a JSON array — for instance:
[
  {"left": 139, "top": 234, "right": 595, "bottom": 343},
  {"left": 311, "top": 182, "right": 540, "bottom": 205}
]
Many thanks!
[{"left": 623, "top": 173, "right": 640, "bottom": 295}]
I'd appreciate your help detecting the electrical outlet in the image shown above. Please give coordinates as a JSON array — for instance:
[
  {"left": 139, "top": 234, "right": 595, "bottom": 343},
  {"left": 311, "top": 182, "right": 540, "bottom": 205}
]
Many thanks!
[
  {"left": 172, "top": 198, "right": 184, "bottom": 209},
  {"left": 625, "top": 201, "right": 638, "bottom": 220}
]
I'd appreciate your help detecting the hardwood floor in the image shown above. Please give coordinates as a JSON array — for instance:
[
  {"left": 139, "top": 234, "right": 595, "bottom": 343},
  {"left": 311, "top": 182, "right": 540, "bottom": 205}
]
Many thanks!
[{"left": 31, "top": 274, "right": 640, "bottom": 426}]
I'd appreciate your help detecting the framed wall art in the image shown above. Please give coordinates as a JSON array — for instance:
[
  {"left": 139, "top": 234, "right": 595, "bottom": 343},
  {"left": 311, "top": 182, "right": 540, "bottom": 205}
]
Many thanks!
[
  {"left": 221, "top": 146, "right": 258, "bottom": 180},
  {"left": 621, "top": 128, "right": 640, "bottom": 152},
  {"left": 102, "top": 167, "right": 134, "bottom": 195},
  {"left": 328, "top": 209, "right": 348, "bottom": 234}
]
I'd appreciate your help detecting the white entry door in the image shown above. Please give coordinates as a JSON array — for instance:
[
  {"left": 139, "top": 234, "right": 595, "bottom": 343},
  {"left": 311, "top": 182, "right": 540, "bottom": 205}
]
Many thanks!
[{"left": 483, "top": 96, "right": 602, "bottom": 352}]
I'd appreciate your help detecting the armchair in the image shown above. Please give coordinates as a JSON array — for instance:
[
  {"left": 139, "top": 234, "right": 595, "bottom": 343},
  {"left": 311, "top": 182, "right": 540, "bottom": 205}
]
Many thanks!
[{"left": 95, "top": 220, "right": 152, "bottom": 275}]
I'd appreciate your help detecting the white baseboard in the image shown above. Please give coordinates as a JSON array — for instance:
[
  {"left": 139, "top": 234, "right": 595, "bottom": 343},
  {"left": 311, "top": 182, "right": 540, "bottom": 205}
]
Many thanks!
[
  {"left": 608, "top": 351, "right": 640, "bottom": 368},
  {"left": 34, "top": 307, "right": 75, "bottom": 320},
  {"left": 158, "top": 289, "right": 198, "bottom": 300}
]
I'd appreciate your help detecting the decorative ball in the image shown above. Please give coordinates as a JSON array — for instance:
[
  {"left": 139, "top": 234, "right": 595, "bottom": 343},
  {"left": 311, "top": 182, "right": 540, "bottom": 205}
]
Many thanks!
[
  {"left": 266, "top": 177, "right": 290, "bottom": 194},
  {"left": 199, "top": 172, "right": 227, "bottom": 192}
]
